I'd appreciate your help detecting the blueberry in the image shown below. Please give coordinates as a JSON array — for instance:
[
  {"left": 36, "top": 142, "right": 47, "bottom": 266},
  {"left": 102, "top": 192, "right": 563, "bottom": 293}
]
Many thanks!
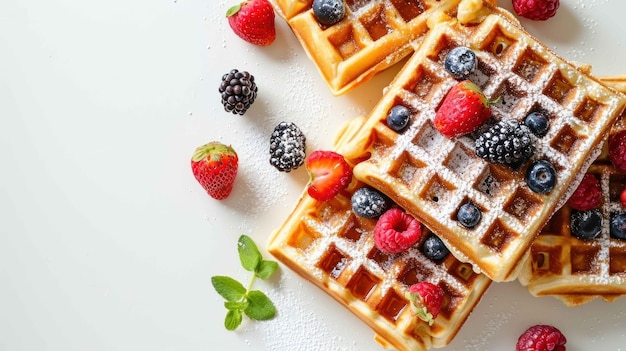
[
  {"left": 526, "top": 160, "right": 556, "bottom": 194},
  {"left": 444, "top": 46, "right": 478, "bottom": 80},
  {"left": 524, "top": 111, "right": 550, "bottom": 137},
  {"left": 610, "top": 212, "right": 626, "bottom": 240},
  {"left": 571, "top": 209, "right": 603, "bottom": 240},
  {"left": 386, "top": 105, "right": 411, "bottom": 132},
  {"left": 457, "top": 203, "right": 481, "bottom": 228},
  {"left": 351, "top": 187, "right": 389, "bottom": 218},
  {"left": 312, "top": 0, "right": 345, "bottom": 26},
  {"left": 421, "top": 234, "right": 450, "bottom": 261}
]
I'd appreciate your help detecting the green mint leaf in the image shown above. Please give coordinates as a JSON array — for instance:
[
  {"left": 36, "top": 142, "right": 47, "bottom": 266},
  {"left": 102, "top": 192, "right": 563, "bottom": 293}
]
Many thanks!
[
  {"left": 243, "top": 290, "right": 276, "bottom": 321},
  {"left": 238, "top": 235, "right": 262, "bottom": 272},
  {"left": 255, "top": 260, "right": 279, "bottom": 280},
  {"left": 224, "top": 300, "right": 249, "bottom": 311},
  {"left": 211, "top": 276, "right": 246, "bottom": 302},
  {"left": 224, "top": 309, "right": 243, "bottom": 330}
]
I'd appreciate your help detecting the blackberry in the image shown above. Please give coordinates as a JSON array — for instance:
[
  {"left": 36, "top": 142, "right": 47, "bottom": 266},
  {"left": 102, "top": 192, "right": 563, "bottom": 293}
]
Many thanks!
[
  {"left": 269, "top": 122, "right": 306, "bottom": 172},
  {"left": 571, "top": 209, "right": 602, "bottom": 240},
  {"left": 444, "top": 46, "right": 478, "bottom": 80},
  {"left": 219, "top": 69, "right": 258, "bottom": 115},
  {"left": 475, "top": 119, "right": 535, "bottom": 166},
  {"left": 421, "top": 234, "right": 449, "bottom": 261},
  {"left": 351, "top": 187, "right": 389, "bottom": 218}
]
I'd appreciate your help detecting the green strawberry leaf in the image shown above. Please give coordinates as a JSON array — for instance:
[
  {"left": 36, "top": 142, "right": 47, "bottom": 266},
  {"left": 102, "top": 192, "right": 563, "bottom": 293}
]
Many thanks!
[
  {"left": 255, "top": 260, "right": 279, "bottom": 280},
  {"left": 225, "top": 3, "right": 241, "bottom": 17},
  {"left": 243, "top": 290, "right": 276, "bottom": 321},
  {"left": 211, "top": 276, "right": 246, "bottom": 302},
  {"left": 225, "top": 309, "right": 243, "bottom": 330},
  {"left": 238, "top": 235, "right": 262, "bottom": 272},
  {"left": 225, "top": 299, "right": 249, "bottom": 311}
]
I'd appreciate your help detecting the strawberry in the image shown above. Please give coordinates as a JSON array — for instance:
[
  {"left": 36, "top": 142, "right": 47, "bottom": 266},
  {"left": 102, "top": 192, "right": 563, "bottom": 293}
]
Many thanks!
[
  {"left": 406, "top": 282, "right": 444, "bottom": 326},
  {"left": 434, "top": 80, "right": 492, "bottom": 138},
  {"left": 305, "top": 150, "right": 352, "bottom": 201},
  {"left": 226, "top": 0, "right": 276, "bottom": 46},
  {"left": 191, "top": 142, "right": 239, "bottom": 200}
]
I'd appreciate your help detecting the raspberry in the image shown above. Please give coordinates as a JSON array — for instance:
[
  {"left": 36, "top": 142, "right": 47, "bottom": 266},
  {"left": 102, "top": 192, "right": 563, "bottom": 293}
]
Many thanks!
[
  {"left": 516, "top": 325, "right": 566, "bottom": 351},
  {"left": 609, "top": 130, "right": 626, "bottom": 173},
  {"left": 374, "top": 208, "right": 422, "bottom": 254},
  {"left": 407, "top": 282, "right": 444, "bottom": 326},
  {"left": 512, "top": 0, "right": 559, "bottom": 21},
  {"left": 567, "top": 174, "right": 602, "bottom": 211}
]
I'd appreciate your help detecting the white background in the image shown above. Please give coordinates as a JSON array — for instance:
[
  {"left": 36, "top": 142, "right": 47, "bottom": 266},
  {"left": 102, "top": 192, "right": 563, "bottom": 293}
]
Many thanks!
[{"left": 2, "top": 0, "right": 626, "bottom": 350}]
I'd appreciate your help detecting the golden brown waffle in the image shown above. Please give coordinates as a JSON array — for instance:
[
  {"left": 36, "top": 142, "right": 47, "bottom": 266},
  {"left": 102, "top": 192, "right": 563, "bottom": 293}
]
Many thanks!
[
  {"left": 267, "top": 122, "right": 491, "bottom": 351},
  {"left": 271, "top": 0, "right": 497, "bottom": 95},
  {"left": 338, "top": 9, "right": 626, "bottom": 282},
  {"left": 518, "top": 78, "right": 626, "bottom": 306}
]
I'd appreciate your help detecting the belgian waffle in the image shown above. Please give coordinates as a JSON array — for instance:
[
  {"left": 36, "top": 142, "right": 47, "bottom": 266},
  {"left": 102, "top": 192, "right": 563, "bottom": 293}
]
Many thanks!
[
  {"left": 338, "top": 8, "right": 626, "bottom": 282},
  {"left": 267, "top": 122, "right": 491, "bottom": 351},
  {"left": 517, "top": 80, "right": 626, "bottom": 306},
  {"left": 271, "top": 0, "right": 497, "bottom": 95}
]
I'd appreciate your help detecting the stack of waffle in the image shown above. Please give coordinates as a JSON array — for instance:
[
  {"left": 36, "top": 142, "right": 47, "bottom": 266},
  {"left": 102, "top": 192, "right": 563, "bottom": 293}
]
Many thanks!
[{"left": 268, "top": 0, "right": 626, "bottom": 349}]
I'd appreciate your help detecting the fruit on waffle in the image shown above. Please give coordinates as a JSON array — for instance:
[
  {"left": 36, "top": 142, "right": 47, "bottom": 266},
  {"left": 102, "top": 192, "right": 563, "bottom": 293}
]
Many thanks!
[
  {"left": 271, "top": 0, "right": 497, "bottom": 95},
  {"left": 517, "top": 90, "right": 626, "bottom": 306},
  {"left": 337, "top": 7, "right": 626, "bottom": 282},
  {"left": 267, "top": 123, "right": 491, "bottom": 351}
]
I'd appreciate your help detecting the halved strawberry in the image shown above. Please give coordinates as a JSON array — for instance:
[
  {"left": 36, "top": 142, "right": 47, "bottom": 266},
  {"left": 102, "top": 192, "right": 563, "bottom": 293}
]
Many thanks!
[
  {"left": 305, "top": 150, "right": 352, "bottom": 201},
  {"left": 406, "top": 281, "right": 444, "bottom": 326},
  {"left": 434, "top": 80, "right": 492, "bottom": 138}
]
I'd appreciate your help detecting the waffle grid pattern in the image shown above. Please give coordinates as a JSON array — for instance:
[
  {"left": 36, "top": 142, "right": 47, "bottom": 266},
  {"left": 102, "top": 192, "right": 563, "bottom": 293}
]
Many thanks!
[
  {"left": 268, "top": 181, "right": 491, "bottom": 351},
  {"left": 346, "top": 13, "right": 626, "bottom": 282},
  {"left": 272, "top": 0, "right": 462, "bottom": 95}
]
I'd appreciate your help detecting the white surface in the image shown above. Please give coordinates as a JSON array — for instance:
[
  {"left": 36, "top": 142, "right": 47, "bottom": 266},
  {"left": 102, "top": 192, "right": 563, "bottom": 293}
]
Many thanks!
[{"left": 2, "top": 0, "right": 626, "bottom": 350}]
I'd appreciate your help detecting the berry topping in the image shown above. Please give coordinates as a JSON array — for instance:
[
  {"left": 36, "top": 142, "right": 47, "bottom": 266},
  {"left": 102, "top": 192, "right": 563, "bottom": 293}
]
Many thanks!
[
  {"left": 434, "top": 80, "right": 492, "bottom": 138},
  {"left": 269, "top": 122, "right": 307, "bottom": 172},
  {"left": 457, "top": 202, "right": 482, "bottom": 229},
  {"left": 567, "top": 174, "right": 602, "bottom": 211},
  {"left": 406, "top": 282, "right": 444, "bottom": 326},
  {"left": 191, "top": 142, "right": 239, "bottom": 200},
  {"left": 351, "top": 187, "right": 390, "bottom": 219},
  {"left": 524, "top": 111, "right": 550, "bottom": 137},
  {"left": 610, "top": 213, "right": 626, "bottom": 240},
  {"left": 386, "top": 105, "right": 411, "bottom": 132},
  {"left": 226, "top": 0, "right": 276, "bottom": 46},
  {"left": 621, "top": 188, "right": 626, "bottom": 208},
  {"left": 512, "top": 0, "right": 560, "bottom": 21},
  {"left": 475, "top": 119, "right": 535, "bottom": 166},
  {"left": 516, "top": 324, "right": 566, "bottom": 351},
  {"left": 421, "top": 234, "right": 449, "bottom": 261},
  {"left": 609, "top": 130, "right": 626, "bottom": 173},
  {"left": 374, "top": 208, "right": 422, "bottom": 254},
  {"left": 526, "top": 160, "right": 557, "bottom": 194},
  {"left": 219, "top": 69, "right": 258, "bottom": 115},
  {"left": 312, "top": 0, "right": 345, "bottom": 26},
  {"left": 444, "top": 46, "right": 478, "bottom": 80},
  {"left": 570, "top": 209, "right": 602, "bottom": 240},
  {"left": 305, "top": 150, "right": 352, "bottom": 201}
]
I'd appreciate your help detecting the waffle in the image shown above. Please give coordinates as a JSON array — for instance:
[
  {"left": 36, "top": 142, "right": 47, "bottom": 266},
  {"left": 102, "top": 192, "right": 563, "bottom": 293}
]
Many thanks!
[
  {"left": 517, "top": 79, "right": 626, "bottom": 306},
  {"left": 271, "top": 0, "right": 497, "bottom": 95},
  {"left": 337, "top": 8, "right": 626, "bottom": 282},
  {"left": 267, "top": 121, "right": 491, "bottom": 351}
]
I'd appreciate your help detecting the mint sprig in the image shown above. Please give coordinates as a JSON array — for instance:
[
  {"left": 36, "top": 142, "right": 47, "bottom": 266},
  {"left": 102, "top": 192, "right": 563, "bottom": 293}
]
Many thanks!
[{"left": 211, "top": 234, "right": 279, "bottom": 330}]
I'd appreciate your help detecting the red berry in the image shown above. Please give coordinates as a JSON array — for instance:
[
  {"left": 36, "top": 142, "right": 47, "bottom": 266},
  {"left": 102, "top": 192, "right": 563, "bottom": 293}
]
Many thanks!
[
  {"left": 407, "top": 282, "right": 444, "bottom": 326},
  {"left": 516, "top": 325, "right": 566, "bottom": 351},
  {"left": 609, "top": 130, "right": 626, "bottom": 173},
  {"left": 191, "top": 142, "right": 239, "bottom": 200},
  {"left": 434, "top": 80, "right": 491, "bottom": 138},
  {"left": 567, "top": 174, "right": 602, "bottom": 211},
  {"left": 374, "top": 208, "right": 422, "bottom": 253},
  {"left": 305, "top": 150, "right": 352, "bottom": 201},
  {"left": 226, "top": 0, "right": 276, "bottom": 46},
  {"left": 621, "top": 188, "right": 626, "bottom": 208},
  {"left": 512, "top": 0, "right": 560, "bottom": 21}
]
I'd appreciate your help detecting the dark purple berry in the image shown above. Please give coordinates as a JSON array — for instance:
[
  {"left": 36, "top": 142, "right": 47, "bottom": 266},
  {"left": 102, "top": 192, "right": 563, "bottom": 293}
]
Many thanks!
[
  {"left": 571, "top": 209, "right": 602, "bottom": 240},
  {"left": 386, "top": 105, "right": 411, "bottom": 132},
  {"left": 457, "top": 203, "right": 481, "bottom": 228},
  {"left": 351, "top": 187, "right": 389, "bottom": 218},
  {"left": 526, "top": 160, "right": 556, "bottom": 194},
  {"left": 524, "top": 111, "right": 550, "bottom": 137},
  {"left": 312, "top": 0, "right": 345, "bottom": 26},
  {"left": 610, "top": 212, "right": 626, "bottom": 240},
  {"left": 421, "top": 234, "right": 450, "bottom": 261},
  {"left": 444, "top": 46, "right": 478, "bottom": 80}
]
